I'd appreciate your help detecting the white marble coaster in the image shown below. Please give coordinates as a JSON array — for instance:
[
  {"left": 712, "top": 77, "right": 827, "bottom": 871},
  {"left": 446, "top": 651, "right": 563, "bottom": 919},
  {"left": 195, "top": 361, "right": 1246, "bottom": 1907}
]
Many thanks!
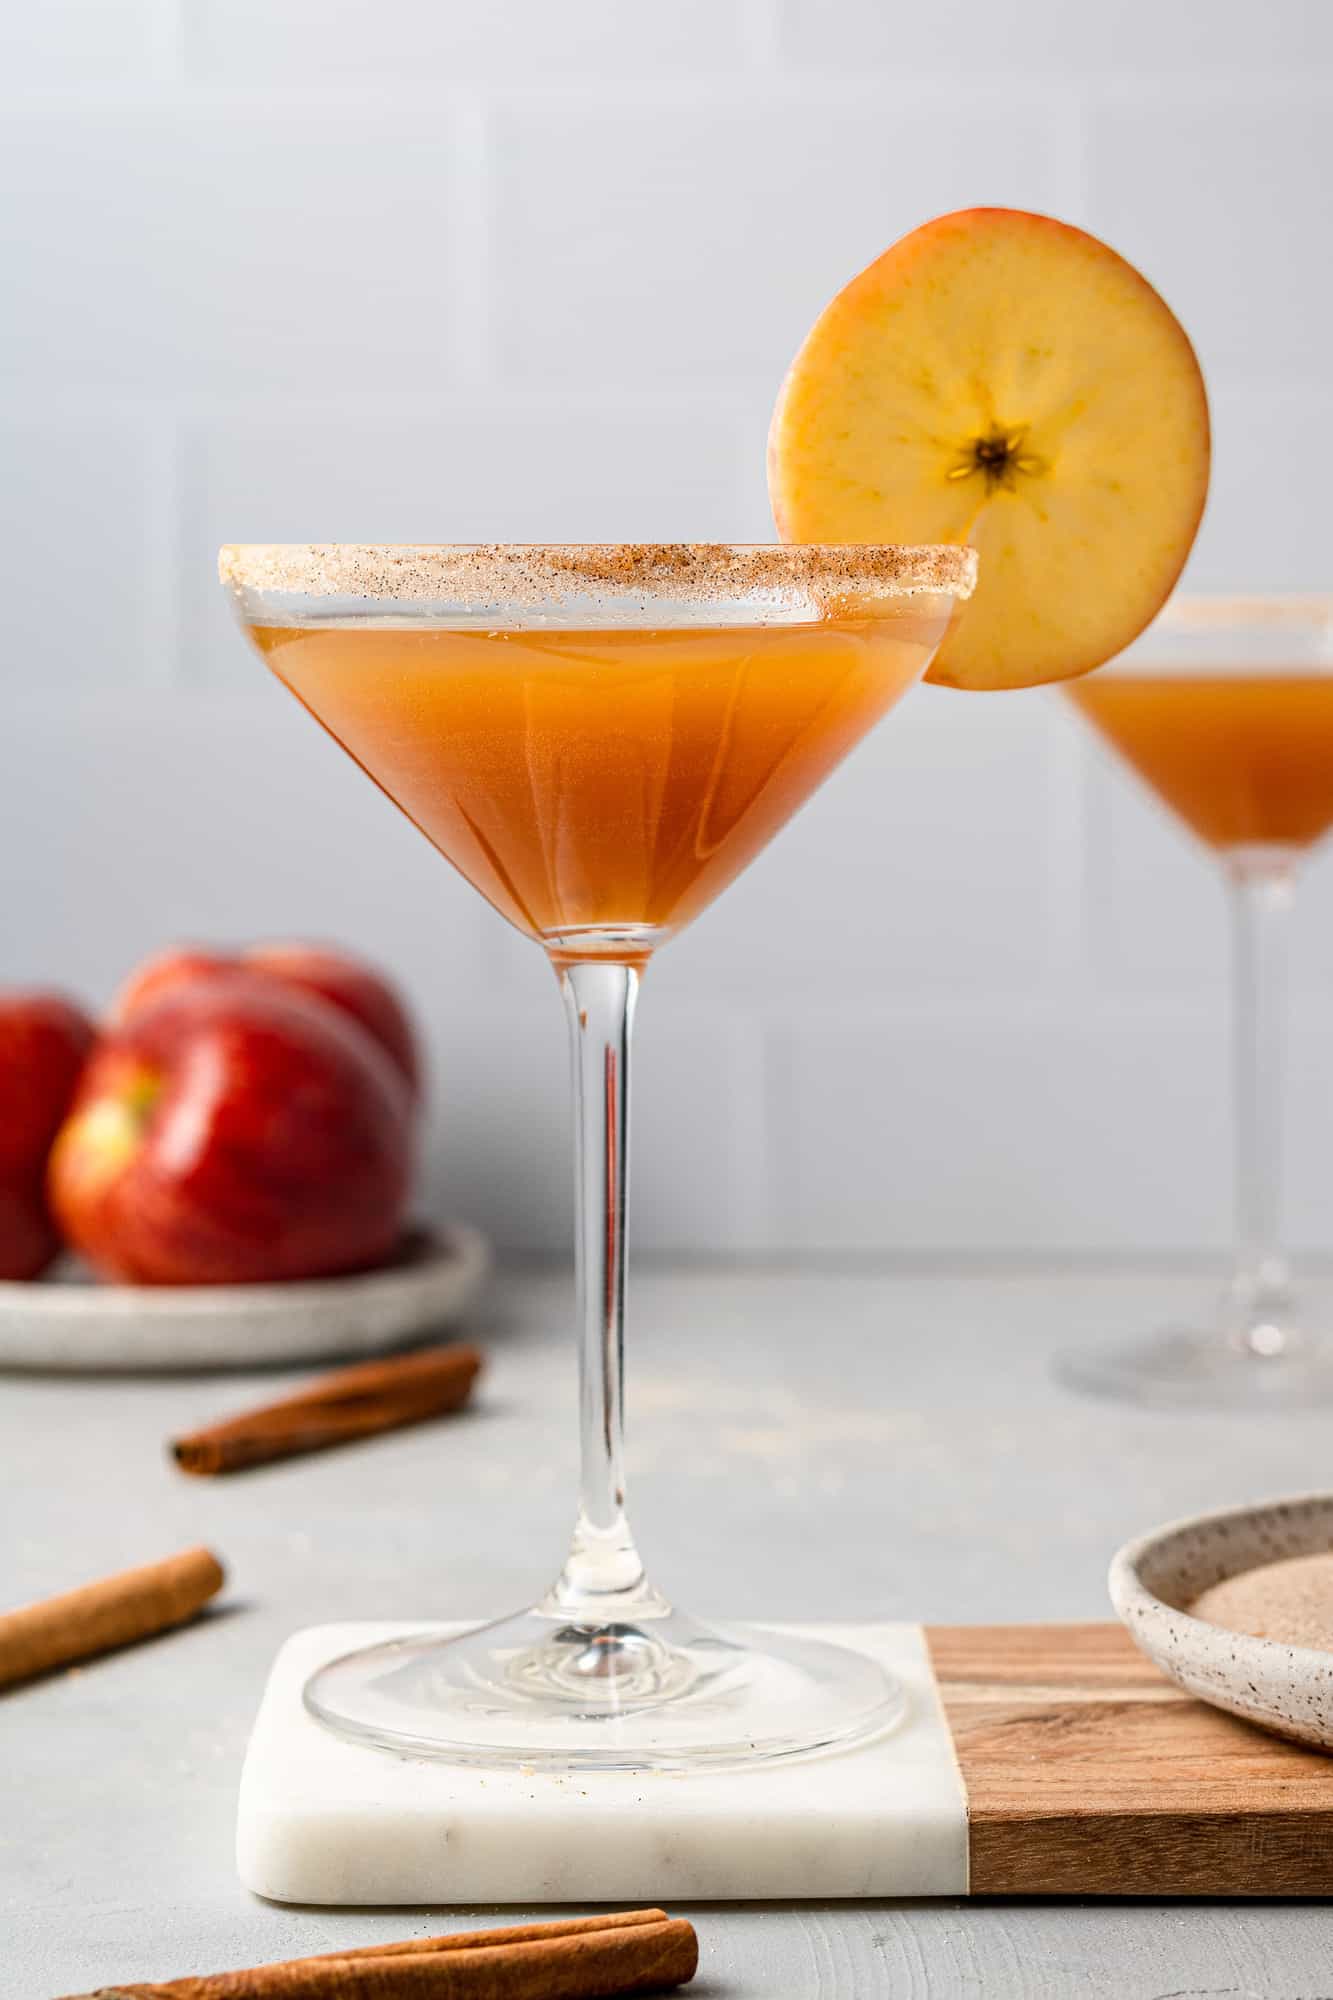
[{"left": 237, "top": 1621, "right": 968, "bottom": 1905}]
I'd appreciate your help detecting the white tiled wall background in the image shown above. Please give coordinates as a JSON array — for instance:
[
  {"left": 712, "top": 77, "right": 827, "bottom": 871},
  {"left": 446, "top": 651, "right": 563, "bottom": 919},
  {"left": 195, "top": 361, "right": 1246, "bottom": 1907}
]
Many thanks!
[{"left": 4, "top": 1, "right": 1332, "bottom": 1257}]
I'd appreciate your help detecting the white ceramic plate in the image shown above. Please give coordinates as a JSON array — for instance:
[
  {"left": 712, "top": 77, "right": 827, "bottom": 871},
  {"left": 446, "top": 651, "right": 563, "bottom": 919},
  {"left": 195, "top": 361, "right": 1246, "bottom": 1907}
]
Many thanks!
[
  {"left": 0, "top": 1224, "right": 490, "bottom": 1373},
  {"left": 1109, "top": 1493, "right": 1333, "bottom": 1752}
]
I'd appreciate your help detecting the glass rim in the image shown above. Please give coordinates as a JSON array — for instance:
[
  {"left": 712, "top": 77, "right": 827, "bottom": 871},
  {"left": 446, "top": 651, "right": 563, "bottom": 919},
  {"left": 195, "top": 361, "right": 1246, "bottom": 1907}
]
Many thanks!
[
  {"left": 218, "top": 541, "right": 977, "bottom": 608},
  {"left": 1081, "top": 591, "right": 1333, "bottom": 675},
  {"left": 1156, "top": 593, "right": 1333, "bottom": 632}
]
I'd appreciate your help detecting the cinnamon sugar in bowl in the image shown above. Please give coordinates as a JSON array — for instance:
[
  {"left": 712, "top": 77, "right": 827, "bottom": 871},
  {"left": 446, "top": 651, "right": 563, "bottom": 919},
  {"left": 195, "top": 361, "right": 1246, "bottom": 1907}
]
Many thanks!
[{"left": 1191, "top": 1551, "right": 1333, "bottom": 1653}]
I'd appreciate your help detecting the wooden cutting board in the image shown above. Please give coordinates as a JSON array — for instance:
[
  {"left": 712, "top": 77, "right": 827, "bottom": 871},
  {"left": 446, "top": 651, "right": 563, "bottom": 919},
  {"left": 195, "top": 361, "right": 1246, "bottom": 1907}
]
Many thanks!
[
  {"left": 242, "top": 1619, "right": 1333, "bottom": 1903},
  {"left": 927, "top": 1621, "right": 1333, "bottom": 1896}
]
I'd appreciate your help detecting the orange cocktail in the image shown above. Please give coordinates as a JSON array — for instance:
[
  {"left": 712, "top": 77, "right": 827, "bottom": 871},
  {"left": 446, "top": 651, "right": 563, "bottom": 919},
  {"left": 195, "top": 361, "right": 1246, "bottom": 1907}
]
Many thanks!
[
  {"left": 1067, "top": 672, "right": 1333, "bottom": 851},
  {"left": 254, "top": 614, "right": 940, "bottom": 955}
]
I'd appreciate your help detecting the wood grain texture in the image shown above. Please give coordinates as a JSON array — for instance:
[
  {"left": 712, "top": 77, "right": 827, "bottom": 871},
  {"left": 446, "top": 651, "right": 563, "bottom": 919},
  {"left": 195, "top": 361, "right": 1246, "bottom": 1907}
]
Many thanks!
[{"left": 927, "top": 1621, "right": 1333, "bottom": 1896}]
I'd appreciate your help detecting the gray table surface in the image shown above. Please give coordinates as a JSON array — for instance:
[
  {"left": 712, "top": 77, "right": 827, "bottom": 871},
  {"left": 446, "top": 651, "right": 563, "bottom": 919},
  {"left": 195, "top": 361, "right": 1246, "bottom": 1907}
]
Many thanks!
[{"left": 4, "top": 1261, "right": 1332, "bottom": 1998}]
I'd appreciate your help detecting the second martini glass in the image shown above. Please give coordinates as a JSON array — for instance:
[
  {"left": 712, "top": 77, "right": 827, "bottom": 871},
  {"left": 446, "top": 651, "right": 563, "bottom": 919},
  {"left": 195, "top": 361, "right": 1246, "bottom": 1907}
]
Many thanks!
[
  {"left": 1062, "top": 596, "right": 1333, "bottom": 1407},
  {"left": 221, "top": 541, "right": 974, "bottom": 1770}
]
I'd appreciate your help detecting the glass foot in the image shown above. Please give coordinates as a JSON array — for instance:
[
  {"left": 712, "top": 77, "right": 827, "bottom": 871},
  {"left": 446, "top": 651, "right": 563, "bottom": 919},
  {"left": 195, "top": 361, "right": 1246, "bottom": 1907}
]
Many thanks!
[
  {"left": 1057, "top": 1323, "right": 1333, "bottom": 1410},
  {"left": 304, "top": 1607, "right": 905, "bottom": 1771}
]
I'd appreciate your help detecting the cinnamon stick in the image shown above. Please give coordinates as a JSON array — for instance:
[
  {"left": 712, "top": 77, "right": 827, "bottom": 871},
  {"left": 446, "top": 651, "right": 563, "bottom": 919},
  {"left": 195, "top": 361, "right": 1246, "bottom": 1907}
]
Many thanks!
[
  {"left": 0, "top": 1546, "right": 224, "bottom": 1690},
  {"left": 290, "top": 1910, "right": 672, "bottom": 1966},
  {"left": 60, "top": 1909, "right": 697, "bottom": 1998},
  {"left": 171, "top": 1344, "right": 483, "bottom": 1475}
]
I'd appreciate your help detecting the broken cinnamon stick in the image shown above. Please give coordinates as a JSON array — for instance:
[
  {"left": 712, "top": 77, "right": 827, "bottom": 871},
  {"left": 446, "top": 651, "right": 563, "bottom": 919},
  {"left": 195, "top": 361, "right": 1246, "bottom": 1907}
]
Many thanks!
[
  {"left": 170, "top": 1343, "right": 483, "bottom": 1475},
  {"left": 60, "top": 1908, "right": 697, "bottom": 1998},
  {"left": 0, "top": 1546, "right": 224, "bottom": 1690}
]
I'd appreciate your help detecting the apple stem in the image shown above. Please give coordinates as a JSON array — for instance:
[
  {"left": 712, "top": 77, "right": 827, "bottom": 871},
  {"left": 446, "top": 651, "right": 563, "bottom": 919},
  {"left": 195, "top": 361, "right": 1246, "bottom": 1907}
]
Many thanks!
[{"left": 539, "top": 960, "right": 668, "bottom": 1627}]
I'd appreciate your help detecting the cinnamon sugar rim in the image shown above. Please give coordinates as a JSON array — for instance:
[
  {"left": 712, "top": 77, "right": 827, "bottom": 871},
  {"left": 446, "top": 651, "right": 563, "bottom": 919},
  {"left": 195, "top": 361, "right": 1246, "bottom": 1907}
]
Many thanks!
[{"left": 219, "top": 542, "right": 976, "bottom": 606}]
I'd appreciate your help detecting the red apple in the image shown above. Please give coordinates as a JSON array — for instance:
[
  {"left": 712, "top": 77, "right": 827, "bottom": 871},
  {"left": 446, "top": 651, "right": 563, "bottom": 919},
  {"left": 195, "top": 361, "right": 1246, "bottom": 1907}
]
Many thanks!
[
  {"left": 110, "top": 950, "right": 222, "bottom": 1022},
  {"left": 246, "top": 944, "right": 422, "bottom": 1098},
  {"left": 113, "top": 943, "right": 421, "bottom": 1098},
  {"left": 0, "top": 1186, "right": 64, "bottom": 1282},
  {"left": 49, "top": 979, "right": 413, "bottom": 1285},
  {"left": 0, "top": 993, "right": 96, "bottom": 1279}
]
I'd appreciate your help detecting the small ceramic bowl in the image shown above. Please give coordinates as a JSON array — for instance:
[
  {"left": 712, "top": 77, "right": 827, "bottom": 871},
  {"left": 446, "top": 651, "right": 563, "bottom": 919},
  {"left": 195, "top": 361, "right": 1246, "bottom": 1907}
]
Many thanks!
[{"left": 1109, "top": 1492, "right": 1333, "bottom": 1751}]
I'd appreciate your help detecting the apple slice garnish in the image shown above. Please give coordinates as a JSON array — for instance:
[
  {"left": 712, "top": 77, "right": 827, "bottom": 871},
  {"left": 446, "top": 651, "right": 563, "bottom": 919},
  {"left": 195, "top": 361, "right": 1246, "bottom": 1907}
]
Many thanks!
[{"left": 768, "top": 208, "right": 1210, "bottom": 689}]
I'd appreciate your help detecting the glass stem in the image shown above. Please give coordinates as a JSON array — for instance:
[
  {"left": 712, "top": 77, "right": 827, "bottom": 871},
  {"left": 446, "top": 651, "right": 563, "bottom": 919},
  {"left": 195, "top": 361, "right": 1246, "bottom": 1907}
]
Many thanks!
[
  {"left": 541, "top": 959, "right": 667, "bottom": 1625},
  {"left": 1226, "top": 848, "right": 1297, "bottom": 1353}
]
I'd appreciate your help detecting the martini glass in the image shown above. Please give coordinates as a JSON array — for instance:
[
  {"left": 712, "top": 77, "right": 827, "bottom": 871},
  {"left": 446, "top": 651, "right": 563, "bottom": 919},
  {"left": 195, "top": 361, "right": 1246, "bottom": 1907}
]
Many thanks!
[
  {"left": 221, "top": 541, "right": 974, "bottom": 1770},
  {"left": 1061, "top": 595, "right": 1333, "bottom": 1408}
]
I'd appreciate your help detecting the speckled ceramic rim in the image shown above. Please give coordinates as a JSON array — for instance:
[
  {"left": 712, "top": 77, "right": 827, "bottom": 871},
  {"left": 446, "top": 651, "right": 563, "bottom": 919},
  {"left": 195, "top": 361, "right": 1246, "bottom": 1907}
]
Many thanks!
[
  {"left": 1110, "top": 1491, "right": 1333, "bottom": 1680},
  {"left": 218, "top": 541, "right": 978, "bottom": 609}
]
